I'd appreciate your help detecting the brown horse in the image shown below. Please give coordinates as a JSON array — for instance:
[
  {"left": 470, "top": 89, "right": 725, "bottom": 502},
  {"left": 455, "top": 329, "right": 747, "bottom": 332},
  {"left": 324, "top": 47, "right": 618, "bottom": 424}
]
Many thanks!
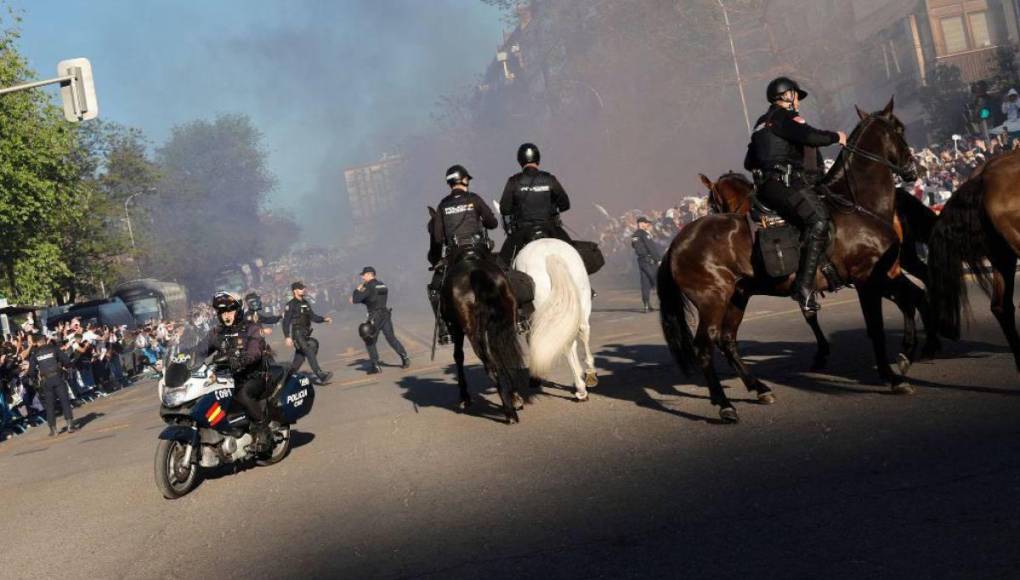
[
  {"left": 427, "top": 207, "right": 528, "bottom": 423},
  {"left": 698, "top": 171, "right": 940, "bottom": 369},
  {"left": 928, "top": 149, "right": 1020, "bottom": 371},
  {"left": 658, "top": 99, "right": 917, "bottom": 423}
]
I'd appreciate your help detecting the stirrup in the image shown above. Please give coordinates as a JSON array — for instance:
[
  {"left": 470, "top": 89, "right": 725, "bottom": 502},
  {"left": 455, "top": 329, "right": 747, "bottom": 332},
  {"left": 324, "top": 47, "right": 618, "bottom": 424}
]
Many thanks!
[{"left": 793, "top": 290, "right": 820, "bottom": 312}]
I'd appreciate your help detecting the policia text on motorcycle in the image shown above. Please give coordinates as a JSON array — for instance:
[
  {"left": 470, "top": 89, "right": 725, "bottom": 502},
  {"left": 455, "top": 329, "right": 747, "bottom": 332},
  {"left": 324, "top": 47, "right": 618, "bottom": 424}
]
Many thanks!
[
  {"left": 427, "top": 164, "right": 499, "bottom": 345},
  {"left": 351, "top": 266, "right": 410, "bottom": 375},
  {"left": 282, "top": 282, "right": 334, "bottom": 385},
  {"left": 27, "top": 334, "right": 75, "bottom": 436},
  {"left": 743, "top": 76, "right": 848, "bottom": 312}
]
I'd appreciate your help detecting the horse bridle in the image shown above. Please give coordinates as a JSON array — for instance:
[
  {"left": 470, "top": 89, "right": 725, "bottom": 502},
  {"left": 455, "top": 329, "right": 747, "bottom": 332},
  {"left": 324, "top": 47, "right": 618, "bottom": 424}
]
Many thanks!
[{"left": 840, "top": 115, "right": 918, "bottom": 182}]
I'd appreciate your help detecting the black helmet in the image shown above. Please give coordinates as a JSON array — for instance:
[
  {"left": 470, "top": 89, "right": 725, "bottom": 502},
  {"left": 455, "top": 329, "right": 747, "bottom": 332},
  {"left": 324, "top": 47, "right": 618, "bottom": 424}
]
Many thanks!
[
  {"left": 445, "top": 164, "right": 472, "bottom": 187},
  {"left": 517, "top": 143, "right": 540, "bottom": 167},
  {"left": 358, "top": 322, "right": 377, "bottom": 343},
  {"left": 212, "top": 291, "right": 243, "bottom": 325},
  {"left": 766, "top": 77, "right": 807, "bottom": 102},
  {"left": 243, "top": 292, "right": 263, "bottom": 312}
]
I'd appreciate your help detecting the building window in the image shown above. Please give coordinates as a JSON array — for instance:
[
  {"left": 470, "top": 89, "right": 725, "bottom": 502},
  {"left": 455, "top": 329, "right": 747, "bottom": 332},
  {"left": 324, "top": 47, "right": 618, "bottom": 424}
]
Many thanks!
[
  {"left": 940, "top": 16, "right": 968, "bottom": 54},
  {"left": 969, "top": 11, "right": 991, "bottom": 48}
]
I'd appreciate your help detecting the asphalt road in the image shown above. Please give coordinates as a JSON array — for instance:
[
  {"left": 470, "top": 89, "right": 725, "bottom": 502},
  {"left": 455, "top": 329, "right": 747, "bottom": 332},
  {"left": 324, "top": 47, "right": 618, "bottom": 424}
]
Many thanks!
[{"left": 2, "top": 280, "right": 1019, "bottom": 579}]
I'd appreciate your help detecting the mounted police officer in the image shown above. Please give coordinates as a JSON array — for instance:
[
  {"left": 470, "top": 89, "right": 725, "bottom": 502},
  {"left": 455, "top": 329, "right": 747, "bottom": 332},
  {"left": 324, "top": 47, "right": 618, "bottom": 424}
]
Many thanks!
[
  {"left": 632, "top": 217, "right": 661, "bottom": 313},
  {"left": 744, "top": 77, "right": 848, "bottom": 312},
  {"left": 27, "top": 333, "right": 74, "bottom": 436},
  {"left": 351, "top": 266, "right": 410, "bottom": 374},
  {"left": 497, "top": 143, "right": 572, "bottom": 265},
  {"left": 203, "top": 292, "right": 274, "bottom": 453},
  {"left": 428, "top": 164, "right": 499, "bottom": 345},
  {"left": 282, "top": 281, "right": 333, "bottom": 385}
]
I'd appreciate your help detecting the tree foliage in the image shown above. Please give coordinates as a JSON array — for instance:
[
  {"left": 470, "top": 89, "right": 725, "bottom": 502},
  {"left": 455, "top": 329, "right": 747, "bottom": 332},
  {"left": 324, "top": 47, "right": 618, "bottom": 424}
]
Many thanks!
[
  {"left": 918, "top": 64, "right": 970, "bottom": 143},
  {"left": 143, "top": 114, "right": 287, "bottom": 296}
]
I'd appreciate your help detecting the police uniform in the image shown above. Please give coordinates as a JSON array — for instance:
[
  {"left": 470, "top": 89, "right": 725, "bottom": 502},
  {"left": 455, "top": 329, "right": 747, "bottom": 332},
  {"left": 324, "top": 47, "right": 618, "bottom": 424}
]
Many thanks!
[
  {"left": 27, "top": 339, "right": 74, "bottom": 435},
  {"left": 428, "top": 168, "right": 499, "bottom": 343},
  {"left": 631, "top": 221, "right": 661, "bottom": 311},
  {"left": 352, "top": 268, "right": 409, "bottom": 373},
  {"left": 744, "top": 77, "right": 840, "bottom": 311},
  {"left": 202, "top": 319, "right": 271, "bottom": 430},
  {"left": 281, "top": 286, "right": 330, "bottom": 381},
  {"left": 497, "top": 166, "right": 572, "bottom": 264}
]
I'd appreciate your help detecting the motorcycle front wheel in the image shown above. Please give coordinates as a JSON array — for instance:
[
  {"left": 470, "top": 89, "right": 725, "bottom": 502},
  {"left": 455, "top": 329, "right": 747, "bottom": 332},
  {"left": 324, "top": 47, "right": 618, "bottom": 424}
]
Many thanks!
[
  {"left": 154, "top": 439, "right": 199, "bottom": 499},
  {"left": 255, "top": 423, "right": 291, "bottom": 466}
]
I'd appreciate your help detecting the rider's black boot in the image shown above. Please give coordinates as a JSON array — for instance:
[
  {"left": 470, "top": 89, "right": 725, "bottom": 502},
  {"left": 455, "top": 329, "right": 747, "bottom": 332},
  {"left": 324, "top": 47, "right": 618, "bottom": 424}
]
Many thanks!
[
  {"left": 429, "top": 289, "right": 451, "bottom": 345},
  {"left": 791, "top": 229, "right": 827, "bottom": 312}
]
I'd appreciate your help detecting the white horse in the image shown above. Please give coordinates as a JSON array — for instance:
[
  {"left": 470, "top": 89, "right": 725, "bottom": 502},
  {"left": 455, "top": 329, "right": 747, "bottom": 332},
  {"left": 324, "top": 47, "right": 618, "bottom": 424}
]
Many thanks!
[{"left": 514, "top": 238, "right": 598, "bottom": 401}]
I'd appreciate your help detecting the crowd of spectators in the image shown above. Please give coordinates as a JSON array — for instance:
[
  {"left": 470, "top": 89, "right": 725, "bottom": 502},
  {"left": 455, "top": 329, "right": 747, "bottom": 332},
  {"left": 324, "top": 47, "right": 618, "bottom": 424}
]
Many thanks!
[
  {"left": 0, "top": 315, "right": 188, "bottom": 439},
  {"left": 904, "top": 131, "right": 1019, "bottom": 211},
  {"left": 587, "top": 198, "right": 710, "bottom": 272}
]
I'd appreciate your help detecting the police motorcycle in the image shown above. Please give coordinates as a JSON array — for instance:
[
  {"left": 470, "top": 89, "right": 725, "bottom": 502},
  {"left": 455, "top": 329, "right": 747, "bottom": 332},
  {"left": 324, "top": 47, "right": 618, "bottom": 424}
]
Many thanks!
[{"left": 154, "top": 349, "right": 315, "bottom": 499}]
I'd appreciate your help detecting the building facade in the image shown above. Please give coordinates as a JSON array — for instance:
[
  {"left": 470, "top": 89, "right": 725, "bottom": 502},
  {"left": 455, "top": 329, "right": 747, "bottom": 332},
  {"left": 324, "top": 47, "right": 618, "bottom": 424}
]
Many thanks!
[{"left": 343, "top": 154, "right": 405, "bottom": 238}]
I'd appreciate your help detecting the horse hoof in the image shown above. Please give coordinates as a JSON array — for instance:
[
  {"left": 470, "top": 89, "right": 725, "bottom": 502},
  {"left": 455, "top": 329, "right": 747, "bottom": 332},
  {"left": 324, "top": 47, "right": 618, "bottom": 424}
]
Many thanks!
[
  {"left": 583, "top": 371, "right": 598, "bottom": 388},
  {"left": 757, "top": 392, "right": 776, "bottom": 405},
  {"left": 719, "top": 407, "right": 739, "bottom": 423},
  {"left": 458, "top": 399, "right": 472, "bottom": 411},
  {"left": 506, "top": 417, "right": 520, "bottom": 425},
  {"left": 896, "top": 353, "right": 912, "bottom": 376},
  {"left": 891, "top": 383, "right": 915, "bottom": 395},
  {"left": 574, "top": 392, "right": 589, "bottom": 403},
  {"left": 512, "top": 393, "right": 525, "bottom": 411}
]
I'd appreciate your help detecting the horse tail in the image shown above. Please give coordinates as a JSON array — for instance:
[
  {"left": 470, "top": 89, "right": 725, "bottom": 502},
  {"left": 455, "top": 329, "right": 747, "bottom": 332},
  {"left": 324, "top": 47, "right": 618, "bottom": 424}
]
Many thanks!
[
  {"left": 469, "top": 268, "right": 525, "bottom": 381},
  {"left": 528, "top": 254, "right": 582, "bottom": 379},
  {"left": 656, "top": 253, "right": 697, "bottom": 375},
  {"left": 928, "top": 176, "right": 992, "bottom": 340}
]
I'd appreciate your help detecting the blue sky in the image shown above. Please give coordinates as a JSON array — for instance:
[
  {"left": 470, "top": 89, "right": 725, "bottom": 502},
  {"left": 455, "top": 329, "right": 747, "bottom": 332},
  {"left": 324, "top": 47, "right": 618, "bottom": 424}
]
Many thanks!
[{"left": 11, "top": 0, "right": 503, "bottom": 214}]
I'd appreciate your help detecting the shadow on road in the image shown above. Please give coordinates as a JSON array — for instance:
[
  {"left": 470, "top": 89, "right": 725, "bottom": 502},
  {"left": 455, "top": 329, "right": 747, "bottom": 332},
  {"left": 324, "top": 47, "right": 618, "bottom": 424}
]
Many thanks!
[
  {"left": 591, "top": 328, "right": 1018, "bottom": 423},
  {"left": 72, "top": 412, "right": 106, "bottom": 431},
  {"left": 396, "top": 365, "right": 517, "bottom": 424}
]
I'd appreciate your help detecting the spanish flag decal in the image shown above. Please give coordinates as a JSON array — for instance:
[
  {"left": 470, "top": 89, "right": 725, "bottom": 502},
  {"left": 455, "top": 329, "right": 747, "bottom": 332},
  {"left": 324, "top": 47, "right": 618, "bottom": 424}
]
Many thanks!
[{"left": 206, "top": 402, "right": 225, "bottom": 427}]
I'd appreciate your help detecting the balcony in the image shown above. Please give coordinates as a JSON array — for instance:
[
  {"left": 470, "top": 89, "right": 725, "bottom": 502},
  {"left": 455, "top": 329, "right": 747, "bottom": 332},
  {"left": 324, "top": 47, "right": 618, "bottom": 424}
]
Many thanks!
[{"left": 935, "top": 46, "right": 998, "bottom": 83}]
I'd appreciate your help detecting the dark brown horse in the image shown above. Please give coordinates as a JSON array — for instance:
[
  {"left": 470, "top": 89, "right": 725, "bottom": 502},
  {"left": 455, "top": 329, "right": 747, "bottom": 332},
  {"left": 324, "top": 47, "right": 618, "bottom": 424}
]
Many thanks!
[
  {"left": 928, "top": 149, "right": 1020, "bottom": 371},
  {"left": 428, "top": 207, "right": 528, "bottom": 423},
  {"left": 698, "top": 171, "right": 940, "bottom": 369},
  {"left": 658, "top": 99, "right": 916, "bottom": 423}
]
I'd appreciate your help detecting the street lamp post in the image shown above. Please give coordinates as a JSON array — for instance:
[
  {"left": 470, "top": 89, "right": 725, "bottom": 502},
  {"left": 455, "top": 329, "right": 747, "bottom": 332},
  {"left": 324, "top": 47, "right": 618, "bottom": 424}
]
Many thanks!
[
  {"left": 717, "top": 0, "right": 752, "bottom": 136},
  {"left": 124, "top": 192, "right": 140, "bottom": 251}
]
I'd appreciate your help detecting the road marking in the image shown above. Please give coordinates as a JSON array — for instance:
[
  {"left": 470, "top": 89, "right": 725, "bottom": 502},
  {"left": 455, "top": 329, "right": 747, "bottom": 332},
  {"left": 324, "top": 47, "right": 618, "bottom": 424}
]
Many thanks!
[{"left": 93, "top": 423, "right": 131, "bottom": 434}]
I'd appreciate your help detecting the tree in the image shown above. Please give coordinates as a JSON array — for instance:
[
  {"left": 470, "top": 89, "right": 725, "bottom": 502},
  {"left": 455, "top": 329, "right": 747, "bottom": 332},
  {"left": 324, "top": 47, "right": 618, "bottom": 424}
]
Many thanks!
[
  {"left": 143, "top": 114, "right": 284, "bottom": 295},
  {"left": 918, "top": 64, "right": 970, "bottom": 142},
  {"left": 992, "top": 43, "right": 1020, "bottom": 93},
  {"left": 0, "top": 13, "right": 85, "bottom": 304}
]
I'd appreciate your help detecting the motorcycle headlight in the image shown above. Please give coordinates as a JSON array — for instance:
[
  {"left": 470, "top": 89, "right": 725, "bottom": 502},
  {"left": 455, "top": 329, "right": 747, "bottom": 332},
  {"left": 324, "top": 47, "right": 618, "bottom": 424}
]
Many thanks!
[{"left": 162, "top": 387, "right": 189, "bottom": 408}]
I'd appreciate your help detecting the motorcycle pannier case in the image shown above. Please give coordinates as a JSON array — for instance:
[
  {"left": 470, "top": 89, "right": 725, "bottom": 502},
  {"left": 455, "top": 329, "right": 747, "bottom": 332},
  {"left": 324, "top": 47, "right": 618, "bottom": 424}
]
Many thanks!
[{"left": 277, "top": 373, "right": 316, "bottom": 423}]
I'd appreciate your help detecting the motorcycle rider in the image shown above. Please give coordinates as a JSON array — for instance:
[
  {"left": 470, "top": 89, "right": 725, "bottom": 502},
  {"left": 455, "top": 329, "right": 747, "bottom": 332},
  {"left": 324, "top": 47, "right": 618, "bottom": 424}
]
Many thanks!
[
  {"left": 428, "top": 164, "right": 499, "bottom": 345},
  {"left": 497, "top": 143, "right": 572, "bottom": 265},
  {"left": 743, "top": 77, "right": 848, "bottom": 312},
  {"left": 202, "top": 292, "right": 274, "bottom": 453}
]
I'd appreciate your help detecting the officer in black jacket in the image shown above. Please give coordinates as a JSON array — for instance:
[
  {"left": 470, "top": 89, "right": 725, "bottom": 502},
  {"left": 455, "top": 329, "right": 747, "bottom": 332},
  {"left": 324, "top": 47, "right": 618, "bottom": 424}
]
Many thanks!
[
  {"left": 282, "top": 282, "right": 333, "bottom": 385},
  {"left": 202, "top": 292, "right": 275, "bottom": 453},
  {"left": 744, "top": 77, "right": 848, "bottom": 312},
  {"left": 351, "top": 267, "right": 409, "bottom": 374},
  {"left": 632, "top": 217, "right": 661, "bottom": 313},
  {"left": 497, "top": 143, "right": 572, "bottom": 264},
  {"left": 427, "top": 164, "right": 499, "bottom": 345},
  {"left": 27, "top": 333, "right": 74, "bottom": 436}
]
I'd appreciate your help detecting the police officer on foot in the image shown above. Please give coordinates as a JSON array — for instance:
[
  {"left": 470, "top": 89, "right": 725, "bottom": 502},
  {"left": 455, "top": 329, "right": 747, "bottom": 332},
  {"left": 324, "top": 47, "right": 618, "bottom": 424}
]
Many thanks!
[
  {"left": 282, "top": 281, "right": 333, "bottom": 385},
  {"left": 632, "top": 217, "right": 661, "bottom": 313},
  {"left": 27, "top": 334, "right": 74, "bottom": 436},
  {"left": 351, "top": 267, "right": 410, "bottom": 374},
  {"left": 744, "top": 77, "right": 848, "bottom": 312},
  {"left": 497, "top": 143, "right": 572, "bottom": 265},
  {"left": 428, "top": 164, "right": 499, "bottom": 345}
]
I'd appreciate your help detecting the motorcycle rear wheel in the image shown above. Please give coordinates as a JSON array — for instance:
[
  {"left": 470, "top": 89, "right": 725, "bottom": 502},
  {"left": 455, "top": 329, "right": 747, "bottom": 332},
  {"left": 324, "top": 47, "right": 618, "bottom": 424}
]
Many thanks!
[
  {"left": 155, "top": 439, "right": 199, "bottom": 499},
  {"left": 255, "top": 423, "right": 291, "bottom": 466}
]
